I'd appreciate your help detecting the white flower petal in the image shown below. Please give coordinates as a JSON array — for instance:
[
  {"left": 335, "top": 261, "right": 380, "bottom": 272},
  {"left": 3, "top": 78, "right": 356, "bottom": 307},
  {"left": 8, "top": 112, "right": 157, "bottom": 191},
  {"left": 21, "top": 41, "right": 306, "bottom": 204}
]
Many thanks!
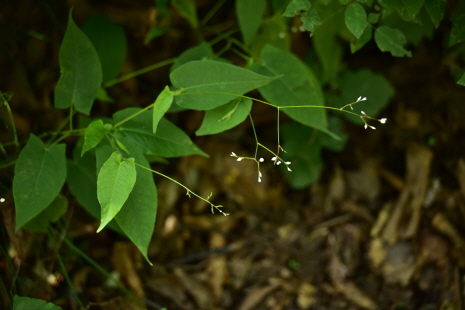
[
  {"left": 364, "top": 124, "right": 367, "bottom": 129},
  {"left": 259, "top": 158, "right": 264, "bottom": 162},
  {"left": 380, "top": 118, "right": 387, "bottom": 124},
  {"left": 271, "top": 156, "right": 277, "bottom": 161},
  {"left": 357, "top": 96, "right": 362, "bottom": 101},
  {"left": 285, "top": 162, "right": 291, "bottom": 165},
  {"left": 237, "top": 158, "right": 243, "bottom": 161},
  {"left": 361, "top": 111, "right": 366, "bottom": 115},
  {"left": 230, "top": 152, "right": 236, "bottom": 156}
]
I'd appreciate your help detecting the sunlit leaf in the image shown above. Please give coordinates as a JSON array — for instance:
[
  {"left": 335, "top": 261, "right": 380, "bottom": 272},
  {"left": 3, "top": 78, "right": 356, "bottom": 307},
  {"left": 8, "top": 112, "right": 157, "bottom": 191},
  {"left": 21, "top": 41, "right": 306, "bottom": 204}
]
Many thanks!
[
  {"left": 153, "top": 86, "right": 174, "bottom": 134},
  {"left": 81, "top": 119, "right": 107, "bottom": 156}
]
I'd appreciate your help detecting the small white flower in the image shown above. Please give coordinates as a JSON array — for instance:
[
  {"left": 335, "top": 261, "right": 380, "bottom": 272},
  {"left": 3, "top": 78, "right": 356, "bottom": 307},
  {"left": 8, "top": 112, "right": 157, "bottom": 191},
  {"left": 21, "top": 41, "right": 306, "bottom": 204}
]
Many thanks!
[
  {"left": 285, "top": 162, "right": 291, "bottom": 165},
  {"left": 277, "top": 161, "right": 282, "bottom": 165},
  {"left": 230, "top": 152, "right": 236, "bottom": 156},
  {"left": 364, "top": 124, "right": 368, "bottom": 129},
  {"left": 271, "top": 156, "right": 277, "bottom": 161},
  {"left": 259, "top": 158, "right": 264, "bottom": 162},
  {"left": 370, "top": 126, "right": 376, "bottom": 130},
  {"left": 357, "top": 96, "right": 362, "bottom": 101},
  {"left": 287, "top": 167, "right": 292, "bottom": 172},
  {"left": 361, "top": 97, "right": 367, "bottom": 101},
  {"left": 361, "top": 111, "right": 366, "bottom": 115},
  {"left": 0, "top": 198, "right": 4, "bottom": 203},
  {"left": 380, "top": 118, "right": 387, "bottom": 124},
  {"left": 237, "top": 157, "right": 243, "bottom": 161},
  {"left": 258, "top": 172, "right": 262, "bottom": 182}
]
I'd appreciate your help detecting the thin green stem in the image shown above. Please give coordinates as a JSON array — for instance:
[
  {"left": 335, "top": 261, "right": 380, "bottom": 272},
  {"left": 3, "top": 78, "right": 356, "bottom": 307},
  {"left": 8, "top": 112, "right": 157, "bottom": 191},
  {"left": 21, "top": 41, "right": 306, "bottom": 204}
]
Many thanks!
[
  {"left": 248, "top": 114, "right": 259, "bottom": 158},
  {"left": 112, "top": 103, "right": 154, "bottom": 129},
  {"left": 200, "top": 0, "right": 228, "bottom": 25},
  {"left": 103, "top": 58, "right": 177, "bottom": 88}
]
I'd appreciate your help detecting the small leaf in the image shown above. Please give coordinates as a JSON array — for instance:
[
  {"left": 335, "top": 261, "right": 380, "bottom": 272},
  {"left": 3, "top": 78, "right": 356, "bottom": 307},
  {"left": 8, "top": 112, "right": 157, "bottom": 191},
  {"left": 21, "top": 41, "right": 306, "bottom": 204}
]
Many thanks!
[
  {"left": 424, "top": 0, "right": 446, "bottom": 28},
  {"left": 402, "top": 0, "right": 424, "bottom": 20},
  {"left": 345, "top": 3, "right": 368, "bottom": 39},
  {"left": 457, "top": 71, "right": 465, "bottom": 86},
  {"left": 196, "top": 97, "right": 252, "bottom": 136},
  {"left": 374, "top": 26, "right": 412, "bottom": 57},
  {"left": 54, "top": 10, "right": 102, "bottom": 115},
  {"left": 81, "top": 119, "right": 106, "bottom": 156},
  {"left": 170, "top": 60, "right": 275, "bottom": 110},
  {"left": 82, "top": 14, "right": 127, "bottom": 84},
  {"left": 350, "top": 27, "right": 372, "bottom": 53},
  {"left": 13, "top": 295, "right": 63, "bottom": 310},
  {"left": 114, "top": 108, "right": 208, "bottom": 157},
  {"left": 283, "top": 0, "right": 312, "bottom": 17},
  {"left": 449, "top": 12, "right": 465, "bottom": 46},
  {"left": 115, "top": 137, "right": 130, "bottom": 154},
  {"left": 236, "top": 0, "right": 266, "bottom": 46},
  {"left": 97, "top": 152, "right": 136, "bottom": 232},
  {"left": 172, "top": 0, "right": 198, "bottom": 28},
  {"left": 153, "top": 86, "right": 174, "bottom": 134},
  {"left": 13, "top": 134, "right": 66, "bottom": 231}
]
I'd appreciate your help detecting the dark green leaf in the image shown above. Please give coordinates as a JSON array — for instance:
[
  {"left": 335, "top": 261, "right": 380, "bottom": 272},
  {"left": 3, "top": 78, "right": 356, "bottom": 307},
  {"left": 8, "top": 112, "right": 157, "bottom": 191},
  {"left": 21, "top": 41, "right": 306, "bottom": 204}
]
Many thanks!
[
  {"left": 402, "top": 0, "right": 424, "bottom": 19},
  {"left": 424, "top": 0, "right": 446, "bottom": 28},
  {"left": 377, "top": 0, "right": 403, "bottom": 9},
  {"left": 236, "top": 0, "right": 266, "bottom": 46},
  {"left": 97, "top": 152, "right": 136, "bottom": 232},
  {"left": 170, "top": 60, "right": 275, "bottom": 110},
  {"left": 172, "top": 0, "right": 198, "bottom": 28},
  {"left": 345, "top": 3, "right": 368, "bottom": 39},
  {"left": 457, "top": 72, "right": 465, "bottom": 86},
  {"left": 300, "top": 8, "right": 320, "bottom": 33},
  {"left": 196, "top": 97, "right": 252, "bottom": 136},
  {"left": 171, "top": 42, "right": 215, "bottom": 72},
  {"left": 24, "top": 195, "right": 68, "bottom": 233},
  {"left": 13, "top": 134, "right": 66, "bottom": 231},
  {"left": 251, "top": 44, "right": 336, "bottom": 138},
  {"left": 114, "top": 108, "right": 208, "bottom": 157},
  {"left": 81, "top": 119, "right": 107, "bottom": 156},
  {"left": 449, "top": 13, "right": 465, "bottom": 46},
  {"left": 374, "top": 26, "right": 412, "bottom": 57},
  {"left": 350, "top": 27, "right": 372, "bottom": 53},
  {"left": 82, "top": 15, "right": 127, "bottom": 84},
  {"left": 153, "top": 86, "right": 174, "bottom": 134},
  {"left": 54, "top": 11, "right": 102, "bottom": 115}
]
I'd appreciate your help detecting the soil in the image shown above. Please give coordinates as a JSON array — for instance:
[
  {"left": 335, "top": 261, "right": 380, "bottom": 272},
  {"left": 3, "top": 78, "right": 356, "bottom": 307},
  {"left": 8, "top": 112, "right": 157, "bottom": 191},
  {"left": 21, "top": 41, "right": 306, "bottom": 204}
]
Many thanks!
[{"left": 1, "top": 1, "right": 465, "bottom": 310}]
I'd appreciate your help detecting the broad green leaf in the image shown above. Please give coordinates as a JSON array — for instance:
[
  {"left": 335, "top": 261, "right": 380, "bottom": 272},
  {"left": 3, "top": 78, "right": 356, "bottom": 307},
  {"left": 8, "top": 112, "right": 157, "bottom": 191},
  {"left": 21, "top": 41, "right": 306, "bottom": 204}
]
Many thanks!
[
  {"left": 280, "top": 122, "right": 323, "bottom": 189},
  {"left": 236, "top": 0, "right": 266, "bottom": 46},
  {"left": 282, "top": 0, "right": 312, "bottom": 17},
  {"left": 24, "top": 195, "right": 68, "bottom": 233},
  {"left": 251, "top": 44, "right": 336, "bottom": 138},
  {"left": 333, "top": 69, "right": 394, "bottom": 125},
  {"left": 153, "top": 86, "right": 174, "bottom": 134},
  {"left": 81, "top": 119, "right": 107, "bottom": 156},
  {"left": 196, "top": 97, "right": 252, "bottom": 136},
  {"left": 458, "top": 72, "right": 465, "bottom": 86},
  {"left": 82, "top": 14, "right": 127, "bottom": 84},
  {"left": 114, "top": 108, "right": 208, "bottom": 157},
  {"left": 350, "top": 27, "right": 372, "bottom": 53},
  {"left": 449, "top": 13, "right": 465, "bottom": 46},
  {"left": 320, "top": 116, "right": 348, "bottom": 152},
  {"left": 113, "top": 138, "right": 157, "bottom": 264},
  {"left": 97, "top": 152, "right": 136, "bottom": 232},
  {"left": 13, "top": 134, "right": 66, "bottom": 231},
  {"left": 374, "top": 26, "right": 412, "bottom": 57},
  {"left": 368, "top": 13, "right": 380, "bottom": 24},
  {"left": 172, "top": 0, "right": 198, "bottom": 28},
  {"left": 424, "top": 0, "right": 446, "bottom": 28},
  {"left": 170, "top": 60, "right": 275, "bottom": 110},
  {"left": 54, "top": 11, "right": 102, "bottom": 115},
  {"left": 13, "top": 295, "right": 62, "bottom": 310},
  {"left": 345, "top": 3, "right": 368, "bottom": 39},
  {"left": 249, "top": 16, "right": 291, "bottom": 57},
  {"left": 402, "top": 0, "right": 424, "bottom": 19},
  {"left": 170, "top": 42, "right": 215, "bottom": 72}
]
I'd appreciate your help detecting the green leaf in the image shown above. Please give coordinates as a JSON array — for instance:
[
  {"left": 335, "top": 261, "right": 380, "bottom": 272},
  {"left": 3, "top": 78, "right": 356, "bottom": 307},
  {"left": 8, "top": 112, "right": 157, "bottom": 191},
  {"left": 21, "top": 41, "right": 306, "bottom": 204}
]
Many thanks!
[
  {"left": 300, "top": 8, "right": 321, "bottom": 33},
  {"left": 280, "top": 122, "right": 323, "bottom": 189},
  {"left": 377, "top": 0, "right": 403, "bottom": 10},
  {"left": 251, "top": 44, "right": 336, "bottom": 138},
  {"left": 170, "top": 60, "right": 275, "bottom": 110},
  {"left": 282, "top": 0, "right": 312, "bottom": 17},
  {"left": 13, "top": 295, "right": 62, "bottom": 310},
  {"left": 170, "top": 42, "right": 215, "bottom": 72},
  {"left": 333, "top": 69, "right": 394, "bottom": 125},
  {"left": 114, "top": 108, "right": 208, "bottom": 157},
  {"left": 81, "top": 119, "right": 107, "bottom": 156},
  {"left": 13, "top": 134, "right": 66, "bottom": 231},
  {"left": 24, "top": 195, "right": 68, "bottom": 233},
  {"left": 345, "top": 3, "right": 368, "bottom": 39},
  {"left": 113, "top": 138, "right": 157, "bottom": 264},
  {"left": 97, "top": 152, "right": 136, "bottom": 232},
  {"left": 402, "top": 0, "right": 424, "bottom": 19},
  {"left": 424, "top": 0, "right": 446, "bottom": 28},
  {"left": 458, "top": 72, "right": 465, "bottom": 86},
  {"left": 236, "top": 0, "right": 266, "bottom": 46},
  {"left": 54, "top": 10, "right": 102, "bottom": 115},
  {"left": 153, "top": 86, "right": 174, "bottom": 134},
  {"left": 249, "top": 16, "right": 291, "bottom": 56},
  {"left": 196, "top": 97, "right": 252, "bottom": 136},
  {"left": 374, "top": 26, "right": 412, "bottom": 57},
  {"left": 449, "top": 12, "right": 465, "bottom": 46},
  {"left": 82, "top": 14, "right": 127, "bottom": 84},
  {"left": 350, "top": 27, "right": 372, "bottom": 53},
  {"left": 172, "top": 0, "right": 198, "bottom": 28}
]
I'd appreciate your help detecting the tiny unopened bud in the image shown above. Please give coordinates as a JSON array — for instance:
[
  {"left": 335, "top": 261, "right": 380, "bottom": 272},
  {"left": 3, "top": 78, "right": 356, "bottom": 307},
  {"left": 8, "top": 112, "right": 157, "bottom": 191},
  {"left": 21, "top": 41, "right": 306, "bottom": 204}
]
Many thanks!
[
  {"left": 361, "top": 111, "right": 366, "bottom": 115},
  {"left": 364, "top": 124, "right": 368, "bottom": 129},
  {"left": 259, "top": 158, "right": 264, "bottom": 162},
  {"left": 380, "top": 118, "right": 387, "bottom": 124},
  {"left": 237, "top": 157, "right": 243, "bottom": 161},
  {"left": 230, "top": 152, "right": 236, "bottom": 156}
]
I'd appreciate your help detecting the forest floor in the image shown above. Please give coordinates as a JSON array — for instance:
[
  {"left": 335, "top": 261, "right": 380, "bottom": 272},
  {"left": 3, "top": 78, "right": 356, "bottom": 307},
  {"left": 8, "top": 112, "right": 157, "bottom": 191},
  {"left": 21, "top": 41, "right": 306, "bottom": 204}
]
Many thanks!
[{"left": 2, "top": 1, "right": 465, "bottom": 310}]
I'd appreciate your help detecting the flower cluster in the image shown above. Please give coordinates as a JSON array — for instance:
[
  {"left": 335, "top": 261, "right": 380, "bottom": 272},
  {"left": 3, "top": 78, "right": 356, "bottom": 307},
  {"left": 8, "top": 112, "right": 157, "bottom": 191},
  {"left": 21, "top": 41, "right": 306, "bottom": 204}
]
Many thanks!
[
  {"left": 230, "top": 152, "right": 291, "bottom": 183},
  {"left": 341, "top": 97, "right": 387, "bottom": 130}
]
